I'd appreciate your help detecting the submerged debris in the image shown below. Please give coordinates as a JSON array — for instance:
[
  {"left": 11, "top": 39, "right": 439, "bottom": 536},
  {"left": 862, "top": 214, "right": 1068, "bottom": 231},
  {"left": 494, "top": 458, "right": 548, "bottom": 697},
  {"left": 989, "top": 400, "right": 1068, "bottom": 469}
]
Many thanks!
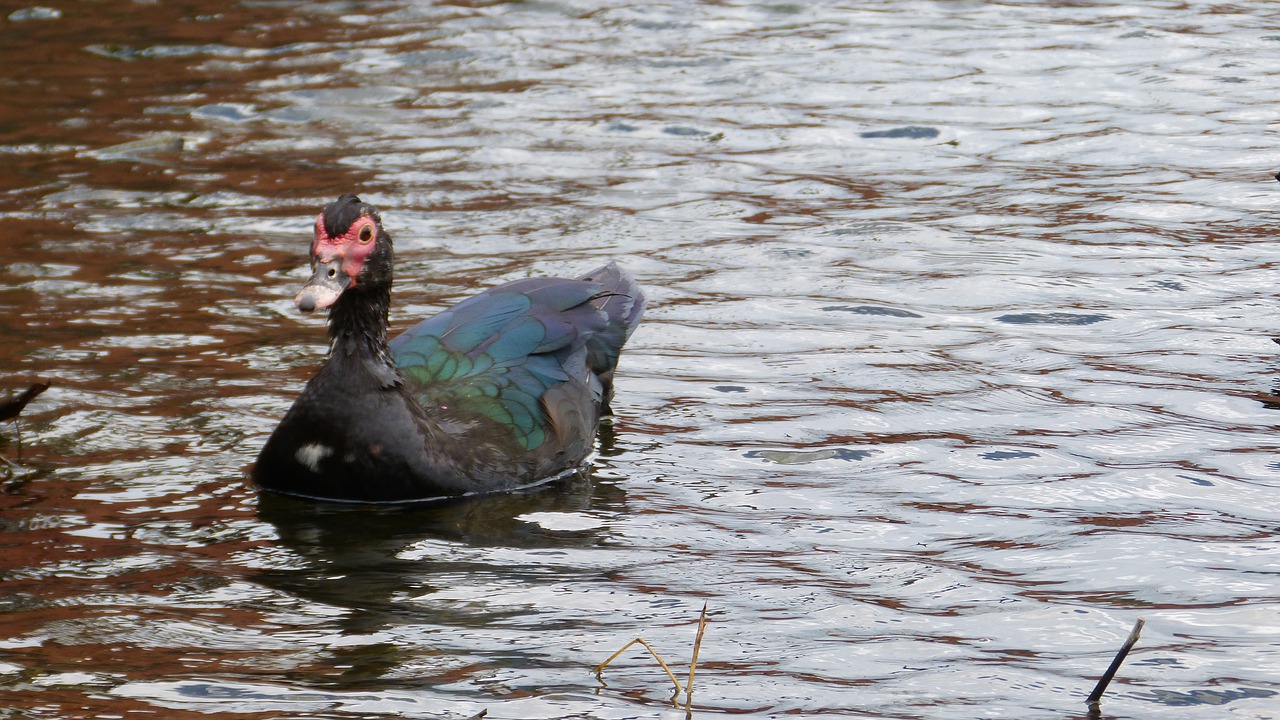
[{"left": 79, "top": 134, "right": 193, "bottom": 163}]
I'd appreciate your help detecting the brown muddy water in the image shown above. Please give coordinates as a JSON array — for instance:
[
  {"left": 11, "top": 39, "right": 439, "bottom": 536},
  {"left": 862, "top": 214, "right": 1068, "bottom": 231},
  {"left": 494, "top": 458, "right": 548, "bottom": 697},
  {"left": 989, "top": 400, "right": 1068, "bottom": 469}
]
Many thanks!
[{"left": 1, "top": 2, "right": 1279, "bottom": 719}]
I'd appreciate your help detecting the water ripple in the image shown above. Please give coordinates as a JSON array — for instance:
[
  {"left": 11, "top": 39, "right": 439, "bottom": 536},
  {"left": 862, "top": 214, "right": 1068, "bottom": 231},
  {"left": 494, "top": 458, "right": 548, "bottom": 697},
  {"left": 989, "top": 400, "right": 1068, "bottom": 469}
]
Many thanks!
[{"left": 2, "top": 1, "right": 1279, "bottom": 719}]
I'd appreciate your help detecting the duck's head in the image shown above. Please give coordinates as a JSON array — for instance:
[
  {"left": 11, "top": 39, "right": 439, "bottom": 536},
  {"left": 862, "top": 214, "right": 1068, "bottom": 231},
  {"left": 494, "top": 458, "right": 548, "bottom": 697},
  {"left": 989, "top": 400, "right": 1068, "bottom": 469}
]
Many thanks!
[{"left": 295, "top": 194, "right": 394, "bottom": 313}]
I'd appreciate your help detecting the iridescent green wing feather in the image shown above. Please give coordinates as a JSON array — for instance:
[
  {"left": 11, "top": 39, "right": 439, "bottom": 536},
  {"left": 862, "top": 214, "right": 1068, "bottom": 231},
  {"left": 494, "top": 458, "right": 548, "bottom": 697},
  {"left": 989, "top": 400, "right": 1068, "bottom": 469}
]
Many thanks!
[{"left": 388, "top": 278, "right": 609, "bottom": 452}]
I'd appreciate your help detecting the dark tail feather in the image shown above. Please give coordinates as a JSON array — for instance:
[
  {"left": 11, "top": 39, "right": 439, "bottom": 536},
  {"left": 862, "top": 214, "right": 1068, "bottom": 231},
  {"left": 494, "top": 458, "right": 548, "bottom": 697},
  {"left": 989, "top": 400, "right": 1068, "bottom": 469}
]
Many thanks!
[
  {"left": 581, "top": 262, "right": 646, "bottom": 340},
  {"left": 579, "top": 262, "right": 646, "bottom": 414}
]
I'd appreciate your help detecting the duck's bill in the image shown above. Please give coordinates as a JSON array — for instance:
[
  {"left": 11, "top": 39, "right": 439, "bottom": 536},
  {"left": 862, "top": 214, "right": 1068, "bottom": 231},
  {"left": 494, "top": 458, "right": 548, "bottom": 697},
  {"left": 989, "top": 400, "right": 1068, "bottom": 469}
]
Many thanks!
[{"left": 295, "top": 261, "right": 350, "bottom": 312}]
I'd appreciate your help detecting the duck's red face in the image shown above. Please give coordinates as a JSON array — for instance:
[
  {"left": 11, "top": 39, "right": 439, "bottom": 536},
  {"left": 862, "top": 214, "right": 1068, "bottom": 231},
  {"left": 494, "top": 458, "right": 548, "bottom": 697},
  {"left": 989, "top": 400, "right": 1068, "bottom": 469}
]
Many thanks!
[{"left": 295, "top": 212, "right": 380, "bottom": 312}]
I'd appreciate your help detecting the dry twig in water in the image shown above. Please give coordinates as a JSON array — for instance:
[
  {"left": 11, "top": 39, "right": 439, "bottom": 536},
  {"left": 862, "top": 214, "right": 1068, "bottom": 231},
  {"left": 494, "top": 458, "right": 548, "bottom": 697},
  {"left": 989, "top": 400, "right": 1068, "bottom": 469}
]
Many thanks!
[
  {"left": 683, "top": 602, "right": 710, "bottom": 711},
  {"left": 594, "top": 603, "right": 711, "bottom": 708}
]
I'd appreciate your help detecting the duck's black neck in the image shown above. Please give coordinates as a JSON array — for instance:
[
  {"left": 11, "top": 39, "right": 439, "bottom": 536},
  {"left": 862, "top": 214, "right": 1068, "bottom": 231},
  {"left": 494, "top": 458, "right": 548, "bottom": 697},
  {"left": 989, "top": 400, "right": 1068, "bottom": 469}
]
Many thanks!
[{"left": 327, "top": 282, "right": 394, "bottom": 366}]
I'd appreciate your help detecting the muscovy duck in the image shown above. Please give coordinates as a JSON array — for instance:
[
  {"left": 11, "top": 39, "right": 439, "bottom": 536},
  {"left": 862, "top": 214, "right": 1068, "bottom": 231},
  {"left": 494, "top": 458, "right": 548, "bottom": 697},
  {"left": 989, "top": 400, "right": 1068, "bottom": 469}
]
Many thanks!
[{"left": 252, "top": 195, "right": 645, "bottom": 503}]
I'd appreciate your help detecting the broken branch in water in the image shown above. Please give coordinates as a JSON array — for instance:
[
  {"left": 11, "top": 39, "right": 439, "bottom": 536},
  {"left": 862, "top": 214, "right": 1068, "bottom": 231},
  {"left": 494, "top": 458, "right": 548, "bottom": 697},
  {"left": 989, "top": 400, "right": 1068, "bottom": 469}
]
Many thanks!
[
  {"left": 594, "top": 636, "right": 684, "bottom": 697},
  {"left": 594, "top": 603, "right": 711, "bottom": 708},
  {"left": 1087, "top": 617, "right": 1145, "bottom": 708}
]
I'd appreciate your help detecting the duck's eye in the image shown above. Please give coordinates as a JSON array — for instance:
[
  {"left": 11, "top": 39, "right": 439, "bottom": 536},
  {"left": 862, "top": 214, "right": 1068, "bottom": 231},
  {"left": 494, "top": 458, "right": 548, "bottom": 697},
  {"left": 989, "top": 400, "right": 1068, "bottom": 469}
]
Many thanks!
[{"left": 358, "top": 224, "right": 374, "bottom": 244}]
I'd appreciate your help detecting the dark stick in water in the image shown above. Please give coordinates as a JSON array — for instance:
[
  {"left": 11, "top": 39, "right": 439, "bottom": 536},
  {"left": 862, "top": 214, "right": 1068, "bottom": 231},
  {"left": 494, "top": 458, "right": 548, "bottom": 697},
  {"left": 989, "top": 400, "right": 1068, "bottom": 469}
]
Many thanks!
[
  {"left": 1087, "top": 618, "right": 1146, "bottom": 708},
  {"left": 1, "top": 381, "right": 49, "bottom": 466},
  {"left": 0, "top": 382, "right": 48, "bottom": 424}
]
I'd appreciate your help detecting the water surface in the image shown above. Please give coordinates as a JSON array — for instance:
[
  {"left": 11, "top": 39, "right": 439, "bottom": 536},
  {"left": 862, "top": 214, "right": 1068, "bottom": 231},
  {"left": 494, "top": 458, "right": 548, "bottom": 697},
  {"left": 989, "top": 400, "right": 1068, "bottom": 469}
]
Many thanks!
[{"left": 1, "top": 2, "right": 1278, "bottom": 718}]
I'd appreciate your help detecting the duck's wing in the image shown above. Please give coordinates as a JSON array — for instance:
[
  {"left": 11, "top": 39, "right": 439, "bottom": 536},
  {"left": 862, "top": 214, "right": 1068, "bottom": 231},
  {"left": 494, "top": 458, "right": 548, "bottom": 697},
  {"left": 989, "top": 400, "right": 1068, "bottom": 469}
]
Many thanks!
[{"left": 389, "top": 274, "right": 620, "bottom": 454}]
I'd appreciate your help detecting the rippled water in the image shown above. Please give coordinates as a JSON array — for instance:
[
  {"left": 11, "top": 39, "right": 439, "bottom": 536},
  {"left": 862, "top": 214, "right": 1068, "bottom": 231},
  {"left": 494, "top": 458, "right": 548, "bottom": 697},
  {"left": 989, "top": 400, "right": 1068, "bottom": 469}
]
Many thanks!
[{"left": 2, "top": 1, "right": 1279, "bottom": 718}]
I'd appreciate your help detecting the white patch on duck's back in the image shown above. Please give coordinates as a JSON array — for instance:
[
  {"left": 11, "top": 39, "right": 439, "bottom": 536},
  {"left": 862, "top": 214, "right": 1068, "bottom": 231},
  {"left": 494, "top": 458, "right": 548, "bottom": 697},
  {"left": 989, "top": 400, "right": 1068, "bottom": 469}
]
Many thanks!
[{"left": 295, "top": 442, "right": 333, "bottom": 473}]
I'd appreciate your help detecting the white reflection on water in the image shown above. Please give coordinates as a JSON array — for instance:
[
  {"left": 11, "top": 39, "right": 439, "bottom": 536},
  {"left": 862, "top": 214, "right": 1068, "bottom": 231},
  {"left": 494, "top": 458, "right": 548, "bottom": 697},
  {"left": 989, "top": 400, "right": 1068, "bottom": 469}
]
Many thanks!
[{"left": 0, "top": 1, "right": 1278, "bottom": 719}]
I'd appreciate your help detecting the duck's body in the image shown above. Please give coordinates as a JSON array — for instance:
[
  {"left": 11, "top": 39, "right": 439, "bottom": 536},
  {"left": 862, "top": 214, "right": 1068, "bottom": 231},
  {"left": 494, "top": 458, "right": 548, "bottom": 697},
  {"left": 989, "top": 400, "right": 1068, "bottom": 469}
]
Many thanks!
[{"left": 252, "top": 195, "right": 645, "bottom": 503}]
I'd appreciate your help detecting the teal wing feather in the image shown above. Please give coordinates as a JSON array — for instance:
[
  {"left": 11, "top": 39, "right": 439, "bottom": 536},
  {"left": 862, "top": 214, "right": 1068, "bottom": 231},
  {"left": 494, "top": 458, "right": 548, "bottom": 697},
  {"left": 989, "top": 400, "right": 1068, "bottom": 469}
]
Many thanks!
[{"left": 388, "top": 277, "right": 612, "bottom": 452}]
